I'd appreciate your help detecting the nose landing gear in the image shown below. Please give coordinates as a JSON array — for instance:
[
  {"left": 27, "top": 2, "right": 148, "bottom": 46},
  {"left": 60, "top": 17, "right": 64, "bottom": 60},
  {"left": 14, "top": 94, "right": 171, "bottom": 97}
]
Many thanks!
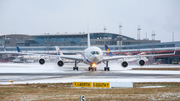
[{"left": 88, "top": 65, "right": 97, "bottom": 71}]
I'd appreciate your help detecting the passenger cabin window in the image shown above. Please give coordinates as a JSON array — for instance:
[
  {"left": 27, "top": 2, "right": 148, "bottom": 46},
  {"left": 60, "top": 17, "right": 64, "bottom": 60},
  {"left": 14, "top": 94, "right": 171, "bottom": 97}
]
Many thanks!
[{"left": 91, "top": 51, "right": 99, "bottom": 55}]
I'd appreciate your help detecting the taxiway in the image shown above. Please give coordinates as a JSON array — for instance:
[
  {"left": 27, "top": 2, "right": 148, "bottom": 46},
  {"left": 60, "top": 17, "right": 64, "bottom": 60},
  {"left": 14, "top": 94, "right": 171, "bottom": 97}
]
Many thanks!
[{"left": 0, "top": 62, "right": 180, "bottom": 84}]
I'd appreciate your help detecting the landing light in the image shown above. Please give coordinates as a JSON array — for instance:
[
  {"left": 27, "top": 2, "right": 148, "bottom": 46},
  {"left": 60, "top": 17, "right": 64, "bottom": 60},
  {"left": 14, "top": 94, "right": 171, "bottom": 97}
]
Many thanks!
[{"left": 92, "top": 63, "right": 96, "bottom": 67}]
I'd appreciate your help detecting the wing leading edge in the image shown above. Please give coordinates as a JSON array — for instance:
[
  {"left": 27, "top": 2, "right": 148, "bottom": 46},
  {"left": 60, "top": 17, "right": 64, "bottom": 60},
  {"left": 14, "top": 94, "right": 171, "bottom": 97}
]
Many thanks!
[{"left": 102, "top": 52, "right": 175, "bottom": 61}]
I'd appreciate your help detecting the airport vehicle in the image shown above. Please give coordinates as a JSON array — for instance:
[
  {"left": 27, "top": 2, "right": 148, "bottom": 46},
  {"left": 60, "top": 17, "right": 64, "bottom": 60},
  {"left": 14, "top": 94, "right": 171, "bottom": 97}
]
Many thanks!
[{"left": 38, "top": 31, "right": 176, "bottom": 71}]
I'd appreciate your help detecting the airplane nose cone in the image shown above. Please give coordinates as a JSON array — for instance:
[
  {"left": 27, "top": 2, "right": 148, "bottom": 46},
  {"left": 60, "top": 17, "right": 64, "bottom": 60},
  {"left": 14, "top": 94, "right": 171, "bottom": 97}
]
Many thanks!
[{"left": 91, "top": 55, "right": 100, "bottom": 63}]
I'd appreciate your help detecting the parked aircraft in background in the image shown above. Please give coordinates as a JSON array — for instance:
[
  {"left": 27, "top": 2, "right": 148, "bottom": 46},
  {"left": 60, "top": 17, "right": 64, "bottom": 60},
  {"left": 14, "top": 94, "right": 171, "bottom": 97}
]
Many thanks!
[
  {"left": 38, "top": 31, "right": 176, "bottom": 71},
  {"left": 13, "top": 46, "right": 58, "bottom": 63}
]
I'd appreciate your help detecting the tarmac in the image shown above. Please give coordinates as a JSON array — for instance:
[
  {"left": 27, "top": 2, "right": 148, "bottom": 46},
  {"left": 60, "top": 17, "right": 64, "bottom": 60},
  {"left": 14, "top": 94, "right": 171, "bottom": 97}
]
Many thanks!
[{"left": 0, "top": 61, "right": 180, "bottom": 84}]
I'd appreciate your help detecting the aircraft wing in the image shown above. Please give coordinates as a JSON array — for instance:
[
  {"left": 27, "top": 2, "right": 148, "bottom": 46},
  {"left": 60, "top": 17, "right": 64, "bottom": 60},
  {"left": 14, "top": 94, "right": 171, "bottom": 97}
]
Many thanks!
[
  {"left": 138, "top": 52, "right": 175, "bottom": 57},
  {"left": 102, "top": 52, "right": 175, "bottom": 61},
  {"left": 60, "top": 55, "right": 84, "bottom": 61},
  {"left": 102, "top": 55, "right": 136, "bottom": 61},
  {"left": 18, "top": 52, "right": 84, "bottom": 61}
]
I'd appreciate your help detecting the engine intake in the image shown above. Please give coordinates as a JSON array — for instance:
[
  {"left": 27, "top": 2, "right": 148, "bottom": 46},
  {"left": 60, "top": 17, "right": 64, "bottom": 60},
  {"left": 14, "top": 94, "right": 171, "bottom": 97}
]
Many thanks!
[
  {"left": 121, "top": 61, "right": 128, "bottom": 68},
  {"left": 57, "top": 60, "right": 64, "bottom": 67},
  {"left": 139, "top": 60, "right": 145, "bottom": 66},
  {"left": 39, "top": 58, "right": 45, "bottom": 65}
]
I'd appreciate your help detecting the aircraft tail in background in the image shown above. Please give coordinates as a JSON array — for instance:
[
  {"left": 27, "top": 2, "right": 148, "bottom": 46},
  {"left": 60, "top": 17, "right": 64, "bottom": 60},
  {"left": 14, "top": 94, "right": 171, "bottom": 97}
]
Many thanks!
[
  {"left": 3, "top": 45, "right": 6, "bottom": 51},
  {"left": 55, "top": 46, "right": 64, "bottom": 55},
  {"left": 17, "top": 46, "right": 22, "bottom": 52},
  {"left": 105, "top": 45, "right": 115, "bottom": 56}
]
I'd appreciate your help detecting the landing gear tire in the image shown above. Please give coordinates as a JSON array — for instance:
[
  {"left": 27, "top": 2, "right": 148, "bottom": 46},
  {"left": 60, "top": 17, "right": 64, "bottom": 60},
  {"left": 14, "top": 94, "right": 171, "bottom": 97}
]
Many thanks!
[
  {"left": 73, "top": 67, "right": 78, "bottom": 71},
  {"left": 104, "top": 67, "right": 110, "bottom": 71},
  {"left": 92, "top": 67, "right": 97, "bottom": 71},
  {"left": 89, "top": 67, "right": 97, "bottom": 71},
  {"left": 73, "top": 61, "right": 79, "bottom": 71},
  {"left": 103, "top": 61, "right": 110, "bottom": 71},
  {"left": 88, "top": 67, "right": 91, "bottom": 71}
]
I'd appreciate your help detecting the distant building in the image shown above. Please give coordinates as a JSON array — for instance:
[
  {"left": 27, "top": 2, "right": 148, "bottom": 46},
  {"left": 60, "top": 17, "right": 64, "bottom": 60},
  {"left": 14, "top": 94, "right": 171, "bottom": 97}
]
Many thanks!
[{"left": 0, "top": 32, "right": 160, "bottom": 46}]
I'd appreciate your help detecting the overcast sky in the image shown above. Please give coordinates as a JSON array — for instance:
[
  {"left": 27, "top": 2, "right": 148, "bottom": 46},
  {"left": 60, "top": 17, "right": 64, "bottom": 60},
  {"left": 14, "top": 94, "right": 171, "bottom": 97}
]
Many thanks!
[{"left": 0, "top": 0, "right": 180, "bottom": 42}]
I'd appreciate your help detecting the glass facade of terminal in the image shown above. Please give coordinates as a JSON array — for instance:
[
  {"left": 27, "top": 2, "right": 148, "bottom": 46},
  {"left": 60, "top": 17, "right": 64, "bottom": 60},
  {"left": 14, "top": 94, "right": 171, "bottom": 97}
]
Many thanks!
[
  {"left": 33, "top": 33, "right": 135, "bottom": 46},
  {"left": 34, "top": 34, "right": 87, "bottom": 46}
]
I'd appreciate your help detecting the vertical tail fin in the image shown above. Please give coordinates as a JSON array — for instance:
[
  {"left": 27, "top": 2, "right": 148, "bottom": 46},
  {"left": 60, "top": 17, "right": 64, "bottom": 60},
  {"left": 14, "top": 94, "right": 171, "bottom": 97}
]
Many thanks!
[
  {"left": 55, "top": 46, "right": 63, "bottom": 55},
  {"left": 137, "top": 52, "right": 146, "bottom": 56},
  {"left": 105, "top": 45, "right": 114, "bottom": 56},
  {"left": 3, "top": 45, "right": 6, "bottom": 51},
  {"left": 17, "top": 46, "right": 22, "bottom": 52}
]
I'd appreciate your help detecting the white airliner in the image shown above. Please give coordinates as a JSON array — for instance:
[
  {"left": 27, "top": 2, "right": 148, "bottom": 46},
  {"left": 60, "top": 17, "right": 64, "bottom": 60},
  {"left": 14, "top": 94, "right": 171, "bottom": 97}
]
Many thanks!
[
  {"left": 38, "top": 32, "right": 176, "bottom": 71},
  {"left": 13, "top": 46, "right": 60, "bottom": 63}
]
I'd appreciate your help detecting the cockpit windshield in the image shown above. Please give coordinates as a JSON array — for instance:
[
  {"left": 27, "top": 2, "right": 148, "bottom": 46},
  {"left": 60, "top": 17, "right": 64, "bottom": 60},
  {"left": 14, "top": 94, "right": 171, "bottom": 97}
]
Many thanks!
[{"left": 91, "top": 51, "right": 100, "bottom": 55}]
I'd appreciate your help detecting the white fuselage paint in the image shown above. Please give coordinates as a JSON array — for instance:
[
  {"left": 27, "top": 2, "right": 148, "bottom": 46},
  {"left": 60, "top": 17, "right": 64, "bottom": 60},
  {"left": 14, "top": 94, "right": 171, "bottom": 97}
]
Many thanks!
[{"left": 82, "top": 46, "right": 103, "bottom": 65}]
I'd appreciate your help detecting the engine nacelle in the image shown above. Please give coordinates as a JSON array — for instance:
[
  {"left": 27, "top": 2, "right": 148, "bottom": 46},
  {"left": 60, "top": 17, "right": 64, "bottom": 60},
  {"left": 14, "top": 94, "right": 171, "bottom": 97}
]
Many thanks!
[
  {"left": 39, "top": 58, "right": 45, "bottom": 65},
  {"left": 57, "top": 60, "right": 64, "bottom": 67},
  {"left": 121, "top": 61, "right": 128, "bottom": 68},
  {"left": 138, "top": 60, "right": 145, "bottom": 66}
]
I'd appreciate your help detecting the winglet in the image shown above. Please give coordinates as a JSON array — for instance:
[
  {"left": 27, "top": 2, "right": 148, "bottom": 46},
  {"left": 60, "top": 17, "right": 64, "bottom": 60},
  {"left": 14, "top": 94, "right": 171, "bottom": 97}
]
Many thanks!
[{"left": 55, "top": 46, "right": 64, "bottom": 55}]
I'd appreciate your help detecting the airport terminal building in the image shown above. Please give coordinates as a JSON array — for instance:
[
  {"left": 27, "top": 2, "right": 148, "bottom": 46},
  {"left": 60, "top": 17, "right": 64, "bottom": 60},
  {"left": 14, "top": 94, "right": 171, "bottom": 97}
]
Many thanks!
[
  {"left": 0, "top": 32, "right": 160, "bottom": 47},
  {"left": 0, "top": 32, "right": 179, "bottom": 64}
]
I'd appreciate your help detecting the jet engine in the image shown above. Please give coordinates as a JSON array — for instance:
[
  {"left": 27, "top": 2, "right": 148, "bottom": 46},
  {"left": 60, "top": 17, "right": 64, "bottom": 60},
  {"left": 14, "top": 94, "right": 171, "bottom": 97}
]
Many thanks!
[
  {"left": 121, "top": 61, "right": 128, "bottom": 68},
  {"left": 57, "top": 60, "right": 64, "bottom": 67},
  {"left": 138, "top": 60, "right": 145, "bottom": 66},
  {"left": 39, "top": 58, "right": 45, "bottom": 65}
]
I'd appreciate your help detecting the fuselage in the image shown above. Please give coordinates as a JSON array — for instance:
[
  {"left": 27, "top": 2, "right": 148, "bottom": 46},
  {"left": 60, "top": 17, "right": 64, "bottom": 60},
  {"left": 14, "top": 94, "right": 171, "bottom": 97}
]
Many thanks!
[{"left": 82, "top": 46, "right": 103, "bottom": 66}]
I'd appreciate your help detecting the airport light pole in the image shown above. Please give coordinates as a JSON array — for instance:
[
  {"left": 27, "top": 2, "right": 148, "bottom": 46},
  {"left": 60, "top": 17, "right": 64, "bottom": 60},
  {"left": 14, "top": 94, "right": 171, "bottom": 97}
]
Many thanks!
[
  {"left": 104, "top": 26, "right": 107, "bottom": 33},
  {"left": 172, "top": 32, "right": 174, "bottom": 42},
  {"left": 119, "top": 23, "right": 123, "bottom": 53},
  {"left": 137, "top": 25, "right": 141, "bottom": 53},
  {"left": 151, "top": 31, "right": 156, "bottom": 53},
  {"left": 151, "top": 31, "right": 156, "bottom": 64}
]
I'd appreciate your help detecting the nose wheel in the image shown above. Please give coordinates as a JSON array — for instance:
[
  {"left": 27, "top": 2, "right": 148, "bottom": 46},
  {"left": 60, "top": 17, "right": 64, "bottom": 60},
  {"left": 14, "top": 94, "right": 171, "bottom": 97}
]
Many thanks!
[
  {"left": 104, "top": 67, "right": 110, "bottom": 71},
  {"left": 88, "top": 66, "right": 97, "bottom": 71}
]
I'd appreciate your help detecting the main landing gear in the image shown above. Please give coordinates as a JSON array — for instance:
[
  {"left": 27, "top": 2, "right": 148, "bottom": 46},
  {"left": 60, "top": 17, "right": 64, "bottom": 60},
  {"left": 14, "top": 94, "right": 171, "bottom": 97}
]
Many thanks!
[
  {"left": 88, "top": 65, "right": 97, "bottom": 71},
  {"left": 103, "top": 61, "right": 110, "bottom": 71},
  {"left": 73, "top": 61, "right": 80, "bottom": 71}
]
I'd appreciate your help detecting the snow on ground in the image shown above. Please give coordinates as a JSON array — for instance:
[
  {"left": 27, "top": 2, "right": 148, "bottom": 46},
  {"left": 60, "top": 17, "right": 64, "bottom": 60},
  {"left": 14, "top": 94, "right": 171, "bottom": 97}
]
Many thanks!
[{"left": 0, "top": 62, "right": 180, "bottom": 84}]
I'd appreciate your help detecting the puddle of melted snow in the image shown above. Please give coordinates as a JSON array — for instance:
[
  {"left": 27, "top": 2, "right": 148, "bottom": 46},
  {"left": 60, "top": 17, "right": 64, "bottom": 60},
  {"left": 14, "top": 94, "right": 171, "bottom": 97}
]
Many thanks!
[{"left": 139, "top": 86, "right": 165, "bottom": 88}]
